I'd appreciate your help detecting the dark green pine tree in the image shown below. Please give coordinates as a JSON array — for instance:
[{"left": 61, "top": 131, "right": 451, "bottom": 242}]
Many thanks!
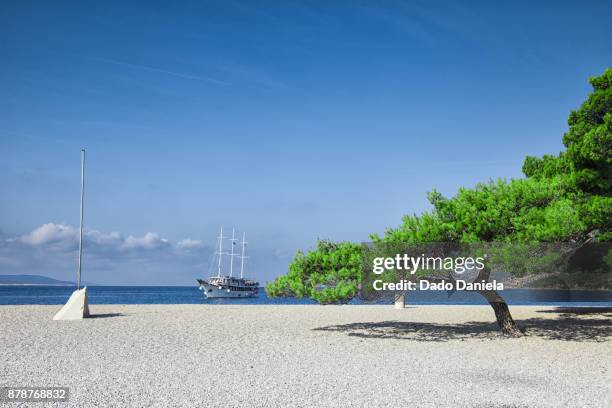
[{"left": 267, "top": 69, "right": 612, "bottom": 337}]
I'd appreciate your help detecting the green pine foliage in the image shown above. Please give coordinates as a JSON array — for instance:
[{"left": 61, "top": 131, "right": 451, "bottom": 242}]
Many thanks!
[
  {"left": 265, "top": 240, "right": 363, "bottom": 304},
  {"left": 377, "top": 68, "right": 611, "bottom": 244},
  {"left": 267, "top": 69, "right": 612, "bottom": 303}
]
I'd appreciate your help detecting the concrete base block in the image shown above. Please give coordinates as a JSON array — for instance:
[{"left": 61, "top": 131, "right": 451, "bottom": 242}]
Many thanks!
[{"left": 53, "top": 287, "right": 90, "bottom": 320}]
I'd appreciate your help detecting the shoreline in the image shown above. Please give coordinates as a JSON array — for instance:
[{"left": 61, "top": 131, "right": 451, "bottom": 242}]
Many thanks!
[{"left": 2, "top": 286, "right": 611, "bottom": 307}]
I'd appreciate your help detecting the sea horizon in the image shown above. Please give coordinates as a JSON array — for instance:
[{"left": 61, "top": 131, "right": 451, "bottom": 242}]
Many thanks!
[{"left": 2, "top": 285, "right": 611, "bottom": 306}]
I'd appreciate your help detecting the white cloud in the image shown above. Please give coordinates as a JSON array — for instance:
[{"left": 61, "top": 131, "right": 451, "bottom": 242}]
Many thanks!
[
  {"left": 123, "top": 232, "right": 170, "bottom": 251},
  {"left": 176, "top": 238, "right": 203, "bottom": 250},
  {"left": 19, "top": 223, "right": 78, "bottom": 246},
  {"left": 12, "top": 223, "right": 175, "bottom": 254},
  {"left": 0, "top": 223, "right": 219, "bottom": 284}
]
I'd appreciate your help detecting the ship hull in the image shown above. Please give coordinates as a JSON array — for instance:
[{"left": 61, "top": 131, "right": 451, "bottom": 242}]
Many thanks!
[{"left": 197, "top": 280, "right": 259, "bottom": 299}]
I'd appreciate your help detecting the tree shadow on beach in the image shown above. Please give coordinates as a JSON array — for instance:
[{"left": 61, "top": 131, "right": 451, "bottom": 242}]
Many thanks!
[
  {"left": 314, "top": 316, "right": 611, "bottom": 342},
  {"left": 88, "top": 313, "right": 125, "bottom": 319}
]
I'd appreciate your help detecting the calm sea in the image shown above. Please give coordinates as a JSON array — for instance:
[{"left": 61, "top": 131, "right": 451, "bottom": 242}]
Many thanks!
[{"left": 1, "top": 286, "right": 611, "bottom": 306}]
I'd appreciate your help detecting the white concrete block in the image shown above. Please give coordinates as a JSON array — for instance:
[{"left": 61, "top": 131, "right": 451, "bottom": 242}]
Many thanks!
[{"left": 53, "top": 287, "right": 90, "bottom": 320}]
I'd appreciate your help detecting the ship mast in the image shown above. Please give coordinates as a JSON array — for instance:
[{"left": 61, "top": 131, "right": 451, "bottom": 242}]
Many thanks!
[
  {"left": 216, "top": 227, "right": 226, "bottom": 277},
  {"left": 229, "top": 228, "right": 237, "bottom": 277},
  {"left": 239, "top": 232, "right": 248, "bottom": 279}
]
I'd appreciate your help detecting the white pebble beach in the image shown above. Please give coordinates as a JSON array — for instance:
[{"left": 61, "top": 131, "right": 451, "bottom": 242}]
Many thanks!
[{"left": 1, "top": 305, "right": 610, "bottom": 407}]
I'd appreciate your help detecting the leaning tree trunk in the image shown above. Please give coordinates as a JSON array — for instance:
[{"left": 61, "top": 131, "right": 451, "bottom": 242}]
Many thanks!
[
  {"left": 423, "top": 266, "right": 525, "bottom": 337},
  {"left": 475, "top": 266, "right": 524, "bottom": 337},
  {"left": 478, "top": 289, "right": 524, "bottom": 337},
  {"left": 394, "top": 292, "right": 406, "bottom": 309}
]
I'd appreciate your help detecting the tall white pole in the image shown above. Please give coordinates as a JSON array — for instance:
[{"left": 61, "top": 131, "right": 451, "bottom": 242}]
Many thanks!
[
  {"left": 77, "top": 148, "right": 85, "bottom": 289},
  {"left": 240, "top": 232, "right": 247, "bottom": 279},
  {"left": 217, "top": 227, "right": 224, "bottom": 277},
  {"left": 229, "top": 228, "right": 236, "bottom": 277}
]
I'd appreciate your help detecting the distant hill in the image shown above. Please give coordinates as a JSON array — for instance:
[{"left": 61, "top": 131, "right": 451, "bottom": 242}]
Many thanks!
[{"left": 0, "top": 274, "right": 76, "bottom": 286}]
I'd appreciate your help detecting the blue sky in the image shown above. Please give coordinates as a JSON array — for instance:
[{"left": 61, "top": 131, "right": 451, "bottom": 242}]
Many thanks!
[{"left": 1, "top": 1, "right": 610, "bottom": 285}]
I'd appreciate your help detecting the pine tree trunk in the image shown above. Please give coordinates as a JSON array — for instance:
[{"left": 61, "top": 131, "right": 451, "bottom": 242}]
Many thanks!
[
  {"left": 479, "top": 290, "right": 524, "bottom": 337},
  {"left": 422, "top": 268, "right": 525, "bottom": 336},
  {"left": 394, "top": 292, "right": 406, "bottom": 309}
]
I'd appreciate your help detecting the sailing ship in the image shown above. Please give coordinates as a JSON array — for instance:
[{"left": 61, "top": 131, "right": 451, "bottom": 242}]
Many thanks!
[{"left": 197, "top": 227, "right": 259, "bottom": 298}]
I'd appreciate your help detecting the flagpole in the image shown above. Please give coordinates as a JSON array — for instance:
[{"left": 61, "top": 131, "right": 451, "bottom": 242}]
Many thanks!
[
  {"left": 53, "top": 148, "right": 90, "bottom": 320},
  {"left": 77, "top": 148, "right": 85, "bottom": 289}
]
